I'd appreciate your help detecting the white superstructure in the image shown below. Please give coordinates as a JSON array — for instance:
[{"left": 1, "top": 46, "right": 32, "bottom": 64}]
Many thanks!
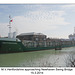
[{"left": 69, "top": 27, "right": 75, "bottom": 40}]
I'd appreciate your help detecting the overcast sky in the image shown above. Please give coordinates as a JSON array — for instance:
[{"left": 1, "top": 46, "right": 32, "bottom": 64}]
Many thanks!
[{"left": 0, "top": 4, "right": 75, "bottom": 38}]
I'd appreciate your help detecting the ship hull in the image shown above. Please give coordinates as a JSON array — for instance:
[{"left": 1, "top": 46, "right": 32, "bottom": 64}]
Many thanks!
[
  {"left": 0, "top": 39, "right": 75, "bottom": 54},
  {"left": 0, "top": 40, "right": 24, "bottom": 53},
  {"left": 0, "top": 39, "right": 60, "bottom": 53},
  {"left": 0, "top": 40, "right": 56, "bottom": 53}
]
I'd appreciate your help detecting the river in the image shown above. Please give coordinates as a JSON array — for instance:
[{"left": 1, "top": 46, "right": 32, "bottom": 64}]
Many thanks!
[{"left": 0, "top": 47, "right": 75, "bottom": 67}]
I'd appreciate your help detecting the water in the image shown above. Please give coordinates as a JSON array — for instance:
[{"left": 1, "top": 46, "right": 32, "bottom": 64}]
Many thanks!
[{"left": 0, "top": 47, "right": 75, "bottom": 67}]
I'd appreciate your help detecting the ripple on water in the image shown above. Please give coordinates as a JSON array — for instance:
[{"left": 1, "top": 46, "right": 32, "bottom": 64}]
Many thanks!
[{"left": 0, "top": 47, "right": 75, "bottom": 67}]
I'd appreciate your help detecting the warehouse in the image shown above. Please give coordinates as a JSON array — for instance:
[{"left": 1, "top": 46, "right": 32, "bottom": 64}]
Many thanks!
[{"left": 17, "top": 32, "right": 47, "bottom": 47}]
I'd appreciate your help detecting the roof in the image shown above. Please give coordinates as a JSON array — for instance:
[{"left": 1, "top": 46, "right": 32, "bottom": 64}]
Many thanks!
[{"left": 18, "top": 32, "right": 46, "bottom": 36}]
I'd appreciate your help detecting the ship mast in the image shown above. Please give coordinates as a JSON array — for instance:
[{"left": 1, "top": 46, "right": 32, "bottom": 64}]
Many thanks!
[
  {"left": 9, "top": 15, "right": 12, "bottom": 35},
  {"left": 8, "top": 15, "right": 13, "bottom": 38}
]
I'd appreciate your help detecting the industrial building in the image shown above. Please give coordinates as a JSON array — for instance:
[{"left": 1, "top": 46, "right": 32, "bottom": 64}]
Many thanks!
[
  {"left": 17, "top": 32, "right": 47, "bottom": 41},
  {"left": 69, "top": 27, "right": 75, "bottom": 41},
  {"left": 16, "top": 32, "right": 47, "bottom": 47},
  {"left": 16, "top": 32, "right": 62, "bottom": 47}
]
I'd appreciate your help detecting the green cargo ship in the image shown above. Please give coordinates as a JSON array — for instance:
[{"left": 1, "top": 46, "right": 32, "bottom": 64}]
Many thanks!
[
  {"left": 0, "top": 37, "right": 59, "bottom": 53},
  {"left": 0, "top": 37, "right": 75, "bottom": 53},
  {"left": 0, "top": 16, "right": 75, "bottom": 54}
]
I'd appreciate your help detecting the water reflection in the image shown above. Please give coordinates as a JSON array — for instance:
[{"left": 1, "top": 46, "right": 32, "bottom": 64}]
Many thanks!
[{"left": 0, "top": 47, "right": 75, "bottom": 67}]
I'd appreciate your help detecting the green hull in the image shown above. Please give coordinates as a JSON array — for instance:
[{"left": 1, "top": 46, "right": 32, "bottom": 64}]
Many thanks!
[
  {"left": 0, "top": 38, "right": 75, "bottom": 54},
  {"left": 0, "top": 40, "right": 56, "bottom": 53}
]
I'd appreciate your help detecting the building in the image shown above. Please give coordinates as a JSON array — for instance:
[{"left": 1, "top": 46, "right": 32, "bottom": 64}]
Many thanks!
[
  {"left": 46, "top": 38, "right": 61, "bottom": 46},
  {"left": 17, "top": 32, "right": 47, "bottom": 41},
  {"left": 16, "top": 32, "right": 47, "bottom": 47},
  {"left": 69, "top": 34, "right": 75, "bottom": 40},
  {"left": 69, "top": 27, "right": 75, "bottom": 41},
  {"left": 17, "top": 32, "right": 62, "bottom": 47}
]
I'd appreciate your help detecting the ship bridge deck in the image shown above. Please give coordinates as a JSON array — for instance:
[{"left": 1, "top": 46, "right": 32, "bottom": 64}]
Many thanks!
[{"left": 0, "top": 38, "right": 21, "bottom": 42}]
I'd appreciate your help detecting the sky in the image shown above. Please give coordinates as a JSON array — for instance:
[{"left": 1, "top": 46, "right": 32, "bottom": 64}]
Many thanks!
[{"left": 0, "top": 4, "right": 75, "bottom": 39}]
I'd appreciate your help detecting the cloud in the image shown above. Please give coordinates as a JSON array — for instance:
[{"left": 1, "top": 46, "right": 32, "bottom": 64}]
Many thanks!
[
  {"left": 0, "top": 5, "right": 9, "bottom": 10},
  {"left": 0, "top": 4, "right": 71, "bottom": 38},
  {"left": 0, "top": 23, "right": 8, "bottom": 37},
  {"left": 62, "top": 5, "right": 75, "bottom": 8},
  {"left": 12, "top": 10, "right": 70, "bottom": 35},
  {"left": 0, "top": 12, "right": 2, "bottom": 15}
]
